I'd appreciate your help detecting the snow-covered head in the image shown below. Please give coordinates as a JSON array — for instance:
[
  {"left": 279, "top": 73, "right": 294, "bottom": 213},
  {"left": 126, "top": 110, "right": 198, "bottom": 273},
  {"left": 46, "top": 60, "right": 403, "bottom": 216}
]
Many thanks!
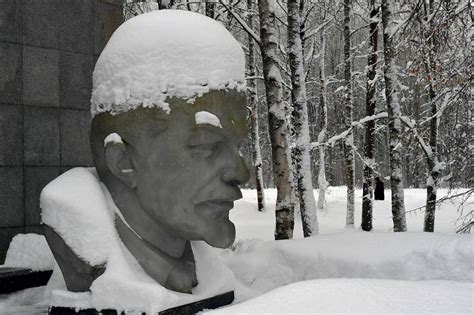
[
  {"left": 91, "top": 10, "right": 246, "bottom": 117},
  {"left": 89, "top": 10, "right": 250, "bottom": 258}
]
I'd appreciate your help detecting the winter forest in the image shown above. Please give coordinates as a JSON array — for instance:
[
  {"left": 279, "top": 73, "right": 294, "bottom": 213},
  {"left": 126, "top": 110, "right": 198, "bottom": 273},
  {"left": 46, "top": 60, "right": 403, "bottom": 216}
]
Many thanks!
[
  {"left": 125, "top": 0, "right": 472, "bottom": 235},
  {"left": 1, "top": 0, "right": 473, "bottom": 313}
]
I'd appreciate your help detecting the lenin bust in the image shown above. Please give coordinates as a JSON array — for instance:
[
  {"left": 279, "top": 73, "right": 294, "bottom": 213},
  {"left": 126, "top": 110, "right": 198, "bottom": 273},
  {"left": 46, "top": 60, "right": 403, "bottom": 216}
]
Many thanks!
[{"left": 40, "top": 9, "right": 249, "bottom": 303}]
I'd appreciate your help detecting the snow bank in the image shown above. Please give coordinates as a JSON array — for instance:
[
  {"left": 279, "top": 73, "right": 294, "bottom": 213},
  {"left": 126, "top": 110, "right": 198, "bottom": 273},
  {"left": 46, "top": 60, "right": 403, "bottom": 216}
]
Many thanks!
[
  {"left": 223, "top": 231, "right": 474, "bottom": 301},
  {"left": 2, "top": 234, "right": 55, "bottom": 271},
  {"left": 205, "top": 278, "right": 473, "bottom": 314},
  {"left": 91, "top": 10, "right": 246, "bottom": 117}
]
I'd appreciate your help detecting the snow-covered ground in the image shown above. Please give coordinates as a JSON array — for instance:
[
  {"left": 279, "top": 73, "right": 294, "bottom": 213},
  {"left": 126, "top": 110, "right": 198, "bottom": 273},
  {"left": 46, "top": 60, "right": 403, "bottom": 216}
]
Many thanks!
[
  {"left": 203, "top": 187, "right": 473, "bottom": 313},
  {"left": 207, "top": 279, "right": 472, "bottom": 314},
  {"left": 232, "top": 187, "right": 470, "bottom": 239},
  {"left": 1, "top": 187, "right": 472, "bottom": 314}
]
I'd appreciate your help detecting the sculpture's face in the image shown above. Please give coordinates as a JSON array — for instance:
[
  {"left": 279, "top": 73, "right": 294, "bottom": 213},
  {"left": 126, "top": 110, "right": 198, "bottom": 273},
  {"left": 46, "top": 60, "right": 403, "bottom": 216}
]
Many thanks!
[{"left": 129, "top": 90, "right": 249, "bottom": 248}]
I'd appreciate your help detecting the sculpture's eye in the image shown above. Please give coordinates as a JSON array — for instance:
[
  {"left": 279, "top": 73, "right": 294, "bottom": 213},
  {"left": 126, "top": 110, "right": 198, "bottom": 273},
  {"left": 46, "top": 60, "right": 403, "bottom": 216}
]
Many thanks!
[{"left": 189, "top": 142, "right": 218, "bottom": 159}]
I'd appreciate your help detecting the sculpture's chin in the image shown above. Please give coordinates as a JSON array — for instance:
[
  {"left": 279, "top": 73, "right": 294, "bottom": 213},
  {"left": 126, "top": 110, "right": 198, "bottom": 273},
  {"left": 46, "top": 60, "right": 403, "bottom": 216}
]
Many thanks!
[
  {"left": 204, "top": 222, "right": 236, "bottom": 249},
  {"left": 206, "top": 237, "right": 234, "bottom": 249}
]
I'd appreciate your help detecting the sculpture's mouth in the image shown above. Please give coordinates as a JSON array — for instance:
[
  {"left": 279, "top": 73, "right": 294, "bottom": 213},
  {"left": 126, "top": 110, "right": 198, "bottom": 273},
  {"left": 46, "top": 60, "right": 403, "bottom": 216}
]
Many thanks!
[{"left": 195, "top": 200, "right": 234, "bottom": 218}]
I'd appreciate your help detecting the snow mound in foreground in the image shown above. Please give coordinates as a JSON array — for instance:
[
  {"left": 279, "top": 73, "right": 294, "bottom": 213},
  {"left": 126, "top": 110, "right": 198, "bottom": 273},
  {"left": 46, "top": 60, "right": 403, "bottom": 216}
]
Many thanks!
[
  {"left": 205, "top": 278, "right": 473, "bottom": 314},
  {"left": 91, "top": 9, "right": 246, "bottom": 117},
  {"left": 223, "top": 231, "right": 474, "bottom": 301}
]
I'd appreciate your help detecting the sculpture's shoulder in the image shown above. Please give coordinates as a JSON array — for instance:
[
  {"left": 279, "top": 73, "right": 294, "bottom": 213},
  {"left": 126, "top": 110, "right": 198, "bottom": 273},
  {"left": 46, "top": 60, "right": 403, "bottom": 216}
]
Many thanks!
[{"left": 40, "top": 167, "right": 116, "bottom": 267}]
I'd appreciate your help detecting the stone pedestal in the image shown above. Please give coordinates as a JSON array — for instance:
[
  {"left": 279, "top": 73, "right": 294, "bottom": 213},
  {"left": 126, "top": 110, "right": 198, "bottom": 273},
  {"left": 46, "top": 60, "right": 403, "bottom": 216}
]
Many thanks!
[
  {"left": 0, "top": 267, "right": 52, "bottom": 294},
  {"left": 48, "top": 291, "right": 234, "bottom": 315}
]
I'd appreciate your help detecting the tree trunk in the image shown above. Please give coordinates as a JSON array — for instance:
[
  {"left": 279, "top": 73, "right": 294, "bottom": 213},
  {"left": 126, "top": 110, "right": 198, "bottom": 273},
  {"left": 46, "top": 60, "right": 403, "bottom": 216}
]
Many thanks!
[
  {"left": 381, "top": 0, "right": 407, "bottom": 232},
  {"left": 361, "top": 0, "right": 378, "bottom": 231},
  {"left": 205, "top": 1, "right": 215, "bottom": 18},
  {"left": 317, "top": 30, "right": 328, "bottom": 212},
  {"left": 258, "top": 0, "right": 295, "bottom": 239},
  {"left": 423, "top": 79, "right": 439, "bottom": 232},
  {"left": 343, "top": 0, "right": 355, "bottom": 227},
  {"left": 287, "top": 0, "right": 319, "bottom": 236},
  {"left": 247, "top": 0, "right": 265, "bottom": 212},
  {"left": 423, "top": 0, "right": 438, "bottom": 232},
  {"left": 424, "top": 159, "right": 439, "bottom": 232},
  {"left": 158, "top": 0, "right": 173, "bottom": 9},
  {"left": 471, "top": 3, "right": 474, "bottom": 121}
]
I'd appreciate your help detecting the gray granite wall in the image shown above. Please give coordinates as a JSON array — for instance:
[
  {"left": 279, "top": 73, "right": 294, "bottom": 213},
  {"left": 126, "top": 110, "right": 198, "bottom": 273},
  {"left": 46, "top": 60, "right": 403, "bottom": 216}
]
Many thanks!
[{"left": 0, "top": 0, "right": 123, "bottom": 262}]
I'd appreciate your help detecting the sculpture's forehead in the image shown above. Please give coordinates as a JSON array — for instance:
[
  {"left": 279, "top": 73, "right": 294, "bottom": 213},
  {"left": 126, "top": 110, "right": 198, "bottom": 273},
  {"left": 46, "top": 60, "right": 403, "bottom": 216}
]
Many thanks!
[{"left": 110, "top": 90, "right": 247, "bottom": 144}]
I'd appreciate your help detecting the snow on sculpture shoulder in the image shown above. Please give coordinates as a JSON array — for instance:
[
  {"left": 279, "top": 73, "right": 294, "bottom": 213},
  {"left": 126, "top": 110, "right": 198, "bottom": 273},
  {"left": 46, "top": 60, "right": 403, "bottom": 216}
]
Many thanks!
[
  {"left": 40, "top": 168, "right": 115, "bottom": 266},
  {"left": 91, "top": 10, "right": 246, "bottom": 117}
]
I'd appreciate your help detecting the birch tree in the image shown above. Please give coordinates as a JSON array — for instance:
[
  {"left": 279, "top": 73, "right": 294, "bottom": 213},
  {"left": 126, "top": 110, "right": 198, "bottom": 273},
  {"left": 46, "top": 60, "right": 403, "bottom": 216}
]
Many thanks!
[
  {"left": 343, "top": 0, "right": 355, "bottom": 227},
  {"left": 422, "top": 0, "right": 440, "bottom": 232},
  {"left": 247, "top": 0, "right": 265, "bottom": 211},
  {"left": 258, "top": 0, "right": 295, "bottom": 239},
  {"left": 287, "top": 0, "right": 319, "bottom": 236},
  {"left": 381, "top": 0, "right": 407, "bottom": 232},
  {"left": 397, "top": 0, "right": 470, "bottom": 232},
  {"left": 361, "top": 0, "right": 379, "bottom": 232},
  {"left": 317, "top": 29, "right": 328, "bottom": 212}
]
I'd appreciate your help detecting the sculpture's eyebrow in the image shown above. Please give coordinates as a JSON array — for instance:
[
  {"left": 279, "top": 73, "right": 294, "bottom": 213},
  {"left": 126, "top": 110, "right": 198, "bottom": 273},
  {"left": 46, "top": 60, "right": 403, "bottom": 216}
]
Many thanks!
[{"left": 195, "top": 111, "right": 222, "bottom": 128}]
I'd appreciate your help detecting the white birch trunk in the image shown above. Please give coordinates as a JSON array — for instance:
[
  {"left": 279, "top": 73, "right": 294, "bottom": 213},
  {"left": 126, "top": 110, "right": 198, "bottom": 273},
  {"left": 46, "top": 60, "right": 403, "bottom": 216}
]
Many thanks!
[
  {"left": 247, "top": 0, "right": 265, "bottom": 212},
  {"left": 258, "top": 0, "right": 295, "bottom": 239},
  {"left": 381, "top": 0, "right": 407, "bottom": 232},
  {"left": 423, "top": 0, "right": 439, "bottom": 232},
  {"left": 287, "top": 0, "right": 319, "bottom": 236},
  {"left": 343, "top": 0, "right": 355, "bottom": 228},
  {"left": 317, "top": 31, "right": 328, "bottom": 212}
]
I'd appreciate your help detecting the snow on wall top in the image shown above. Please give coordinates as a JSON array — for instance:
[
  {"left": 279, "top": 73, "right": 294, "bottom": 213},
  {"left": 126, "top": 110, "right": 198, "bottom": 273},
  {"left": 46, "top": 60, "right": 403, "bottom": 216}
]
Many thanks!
[
  {"left": 2, "top": 234, "right": 55, "bottom": 271},
  {"left": 91, "top": 10, "right": 246, "bottom": 117}
]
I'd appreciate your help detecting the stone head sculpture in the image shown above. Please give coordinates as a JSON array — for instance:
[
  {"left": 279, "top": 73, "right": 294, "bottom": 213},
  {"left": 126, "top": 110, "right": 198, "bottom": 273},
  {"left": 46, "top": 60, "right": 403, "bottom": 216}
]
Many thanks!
[{"left": 41, "top": 9, "right": 249, "bottom": 298}]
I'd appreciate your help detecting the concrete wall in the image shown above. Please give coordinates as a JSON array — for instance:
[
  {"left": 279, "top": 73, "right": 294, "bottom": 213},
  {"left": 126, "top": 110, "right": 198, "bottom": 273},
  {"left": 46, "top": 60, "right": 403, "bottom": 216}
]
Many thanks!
[{"left": 0, "top": 0, "right": 123, "bottom": 262}]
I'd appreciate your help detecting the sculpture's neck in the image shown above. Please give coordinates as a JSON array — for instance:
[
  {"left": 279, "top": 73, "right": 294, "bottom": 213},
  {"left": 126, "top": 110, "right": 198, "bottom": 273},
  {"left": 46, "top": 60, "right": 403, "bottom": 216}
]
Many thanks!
[
  {"left": 114, "top": 213, "right": 197, "bottom": 292},
  {"left": 101, "top": 179, "right": 199, "bottom": 292},
  {"left": 104, "top": 184, "right": 186, "bottom": 258}
]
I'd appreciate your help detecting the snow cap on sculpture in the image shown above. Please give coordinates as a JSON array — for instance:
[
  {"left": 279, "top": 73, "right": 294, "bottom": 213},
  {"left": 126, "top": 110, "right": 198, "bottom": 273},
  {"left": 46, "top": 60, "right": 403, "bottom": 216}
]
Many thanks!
[{"left": 91, "top": 10, "right": 246, "bottom": 117}]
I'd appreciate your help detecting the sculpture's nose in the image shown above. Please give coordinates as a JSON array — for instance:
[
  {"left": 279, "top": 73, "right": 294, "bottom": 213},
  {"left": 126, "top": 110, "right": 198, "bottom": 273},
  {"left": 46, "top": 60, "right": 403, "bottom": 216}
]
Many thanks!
[{"left": 221, "top": 155, "right": 250, "bottom": 186}]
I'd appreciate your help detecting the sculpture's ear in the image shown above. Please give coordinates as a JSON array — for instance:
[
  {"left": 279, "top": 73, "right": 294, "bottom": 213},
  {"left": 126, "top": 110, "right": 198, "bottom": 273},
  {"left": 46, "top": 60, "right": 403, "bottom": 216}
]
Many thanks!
[{"left": 105, "top": 141, "right": 138, "bottom": 189}]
